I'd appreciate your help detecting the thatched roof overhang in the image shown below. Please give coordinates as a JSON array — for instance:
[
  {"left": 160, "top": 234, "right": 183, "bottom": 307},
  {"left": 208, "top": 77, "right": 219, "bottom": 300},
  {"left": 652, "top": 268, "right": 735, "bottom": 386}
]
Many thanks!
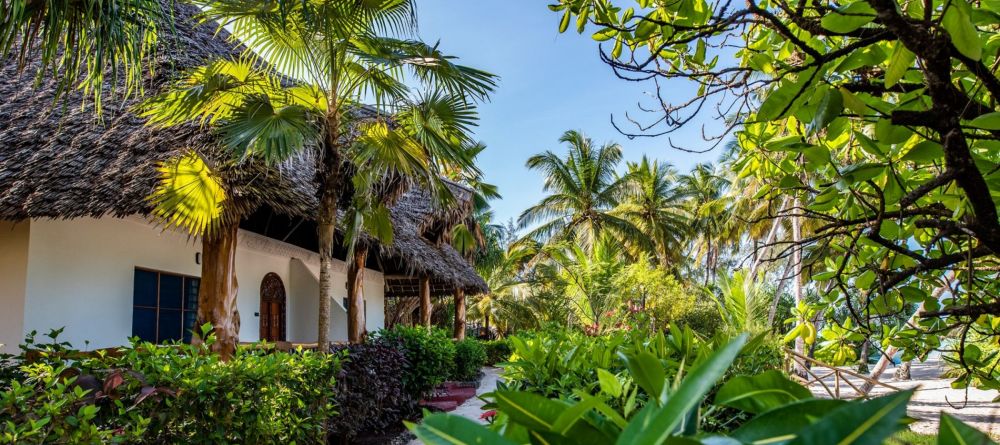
[{"left": 0, "top": 2, "right": 487, "bottom": 296}]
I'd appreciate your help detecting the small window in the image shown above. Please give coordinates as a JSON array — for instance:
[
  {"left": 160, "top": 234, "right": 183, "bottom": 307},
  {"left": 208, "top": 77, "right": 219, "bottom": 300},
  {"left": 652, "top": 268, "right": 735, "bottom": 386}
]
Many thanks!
[{"left": 132, "top": 268, "right": 200, "bottom": 343}]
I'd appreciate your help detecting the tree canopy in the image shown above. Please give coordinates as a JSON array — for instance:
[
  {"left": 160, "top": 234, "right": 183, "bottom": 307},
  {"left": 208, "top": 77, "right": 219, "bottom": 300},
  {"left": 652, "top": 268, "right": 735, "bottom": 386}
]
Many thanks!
[{"left": 551, "top": 0, "right": 1000, "bottom": 389}]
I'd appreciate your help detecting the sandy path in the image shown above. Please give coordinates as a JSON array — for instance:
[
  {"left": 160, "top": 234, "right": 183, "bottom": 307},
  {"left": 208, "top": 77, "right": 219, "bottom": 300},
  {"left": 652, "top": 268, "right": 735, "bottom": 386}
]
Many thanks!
[{"left": 806, "top": 353, "right": 1000, "bottom": 436}]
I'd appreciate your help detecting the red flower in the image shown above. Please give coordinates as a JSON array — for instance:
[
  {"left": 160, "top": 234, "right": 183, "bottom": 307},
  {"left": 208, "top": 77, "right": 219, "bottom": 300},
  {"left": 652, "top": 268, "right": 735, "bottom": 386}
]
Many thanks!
[{"left": 480, "top": 410, "right": 497, "bottom": 420}]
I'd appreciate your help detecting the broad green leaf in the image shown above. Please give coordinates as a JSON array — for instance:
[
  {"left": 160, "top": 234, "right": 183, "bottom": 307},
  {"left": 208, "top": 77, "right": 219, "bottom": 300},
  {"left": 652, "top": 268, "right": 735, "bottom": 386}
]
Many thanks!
[
  {"left": 621, "top": 352, "right": 666, "bottom": 401},
  {"left": 408, "top": 414, "right": 517, "bottom": 445},
  {"left": 559, "top": 9, "right": 571, "bottom": 33},
  {"left": 810, "top": 88, "right": 843, "bottom": 134},
  {"left": 597, "top": 368, "right": 622, "bottom": 397},
  {"left": 732, "top": 399, "right": 847, "bottom": 445},
  {"left": 968, "top": 112, "right": 1000, "bottom": 130},
  {"left": 938, "top": 413, "right": 997, "bottom": 445},
  {"left": 839, "top": 163, "right": 885, "bottom": 184},
  {"left": 615, "top": 334, "right": 749, "bottom": 445},
  {"left": 714, "top": 370, "right": 812, "bottom": 414},
  {"left": 901, "top": 141, "right": 944, "bottom": 162},
  {"left": 885, "top": 43, "right": 916, "bottom": 88},
  {"left": 788, "top": 390, "right": 913, "bottom": 445},
  {"left": 942, "top": 0, "right": 982, "bottom": 61},
  {"left": 493, "top": 391, "right": 611, "bottom": 444},
  {"left": 821, "top": 2, "right": 876, "bottom": 33}
]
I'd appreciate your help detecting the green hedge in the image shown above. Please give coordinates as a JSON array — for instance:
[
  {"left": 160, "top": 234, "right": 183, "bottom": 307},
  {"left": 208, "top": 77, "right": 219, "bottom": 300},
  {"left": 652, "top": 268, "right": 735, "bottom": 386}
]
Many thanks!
[
  {"left": 481, "top": 338, "right": 512, "bottom": 366},
  {"left": 0, "top": 332, "right": 340, "bottom": 444},
  {"left": 375, "top": 326, "right": 455, "bottom": 398},
  {"left": 452, "top": 339, "right": 486, "bottom": 381}
]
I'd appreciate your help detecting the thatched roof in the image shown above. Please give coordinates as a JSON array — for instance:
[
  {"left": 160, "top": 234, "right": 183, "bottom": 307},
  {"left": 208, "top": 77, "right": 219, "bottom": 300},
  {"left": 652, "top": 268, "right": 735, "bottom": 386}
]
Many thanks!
[{"left": 0, "top": 1, "right": 486, "bottom": 295}]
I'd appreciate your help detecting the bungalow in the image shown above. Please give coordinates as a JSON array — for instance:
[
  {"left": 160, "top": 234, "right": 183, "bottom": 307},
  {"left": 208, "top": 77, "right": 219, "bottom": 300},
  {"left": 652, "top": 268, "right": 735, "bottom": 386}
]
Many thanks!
[{"left": 0, "top": 3, "right": 486, "bottom": 352}]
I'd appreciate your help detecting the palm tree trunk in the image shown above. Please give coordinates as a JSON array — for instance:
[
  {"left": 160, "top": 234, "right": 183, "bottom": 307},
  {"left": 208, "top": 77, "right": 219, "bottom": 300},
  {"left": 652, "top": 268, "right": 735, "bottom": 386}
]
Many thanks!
[
  {"left": 454, "top": 288, "right": 466, "bottom": 340},
  {"left": 347, "top": 245, "right": 368, "bottom": 344},
  {"left": 768, "top": 262, "right": 794, "bottom": 326},
  {"left": 317, "top": 217, "right": 335, "bottom": 349},
  {"left": 748, "top": 197, "right": 788, "bottom": 282},
  {"left": 193, "top": 222, "right": 240, "bottom": 360}
]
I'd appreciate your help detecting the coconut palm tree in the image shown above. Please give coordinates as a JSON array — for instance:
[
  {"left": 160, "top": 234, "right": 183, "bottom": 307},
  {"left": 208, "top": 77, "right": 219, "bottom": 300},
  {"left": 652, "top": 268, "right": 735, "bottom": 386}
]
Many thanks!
[
  {"left": 677, "top": 163, "right": 731, "bottom": 286},
  {"left": 518, "top": 130, "right": 646, "bottom": 252},
  {"left": 142, "top": 0, "right": 496, "bottom": 349},
  {"left": 616, "top": 156, "right": 690, "bottom": 269}
]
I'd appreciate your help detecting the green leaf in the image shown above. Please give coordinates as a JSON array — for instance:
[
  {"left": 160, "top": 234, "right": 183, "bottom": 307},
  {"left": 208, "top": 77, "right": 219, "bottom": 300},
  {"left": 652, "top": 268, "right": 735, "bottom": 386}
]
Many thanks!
[
  {"left": 840, "top": 163, "right": 885, "bottom": 184},
  {"left": 788, "top": 390, "right": 913, "bottom": 445},
  {"left": 616, "top": 334, "right": 749, "bottom": 445},
  {"left": 620, "top": 352, "right": 666, "bottom": 400},
  {"left": 821, "top": 2, "right": 876, "bottom": 33},
  {"left": 559, "top": 9, "right": 571, "bottom": 33},
  {"left": 885, "top": 42, "right": 916, "bottom": 88},
  {"left": 901, "top": 141, "right": 944, "bottom": 163},
  {"left": 732, "top": 399, "right": 847, "bottom": 445},
  {"left": 593, "top": 28, "right": 617, "bottom": 42},
  {"left": 810, "top": 88, "right": 843, "bottom": 134},
  {"left": 938, "top": 412, "right": 997, "bottom": 445},
  {"left": 758, "top": 81, "right": 799, "bottom": 122},
  {"left": 942, "top": 0, "right": 982, "bottom": 61},
  {"left": 968, "top": 112, "right": 1000, "bottom": 130},
  {"left": 493, "top": 391, "right": 611, "bottom": 444},
  {"left": 714, "top": 371, "right": 813, "bottom": 414},
  {"left": 408, "top": 414, "right": 518, "bottom": 445},
  {"left": 597, "top": 369, "right": 622, "bottom": 397}
]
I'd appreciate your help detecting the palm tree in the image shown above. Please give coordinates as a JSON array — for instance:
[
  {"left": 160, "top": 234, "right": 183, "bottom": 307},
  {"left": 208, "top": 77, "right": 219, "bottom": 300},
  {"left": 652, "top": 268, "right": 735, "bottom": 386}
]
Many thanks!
[
  {"left": 677, "top": 163, "right": 731, "bottom": 286},
  {"left": 616, "top": 156, "right": 690, "bottom": 269},
  {"left": 0, "top": 0, "right": 165, "bottom": 112},
  {"left": 143, "top": 0, "right": 496, "bottom": 349},
  {"left": 518, "top": 130, "right": 645, "bottom": 252}
]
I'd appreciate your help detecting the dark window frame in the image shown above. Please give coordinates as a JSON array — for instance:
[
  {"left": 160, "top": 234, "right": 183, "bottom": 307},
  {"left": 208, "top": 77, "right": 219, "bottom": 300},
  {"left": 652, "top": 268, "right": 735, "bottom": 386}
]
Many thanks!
[{"left": 132, "top": 267, "right": 200, "bottom": 343}]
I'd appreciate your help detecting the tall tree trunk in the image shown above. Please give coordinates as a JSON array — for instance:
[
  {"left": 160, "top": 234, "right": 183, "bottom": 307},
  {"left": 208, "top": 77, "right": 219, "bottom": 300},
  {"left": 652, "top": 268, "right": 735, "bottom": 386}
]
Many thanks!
[
  {"left": 317, "top": 218, "right": 335, "bottom": 350},
  {"left": 748, "top": 197, "right": 788, "bottom": 285},
  {"left": 858, "top": 339, "right": 871, "bottom": 374},
  {"left": 347, "top": 245, "right": 368, "bottom": 344},
  {"left": 454, "top": 288, "right": 466, "bottom": 340},
  {"left": 792, "top": 195, "right": 806, "bottom": 375},
  {"left": 419, "top": 275, "right": 432, "bottom": 328},
  {"left": 193, "top": 222, "right": 240, "bottom": 360}
]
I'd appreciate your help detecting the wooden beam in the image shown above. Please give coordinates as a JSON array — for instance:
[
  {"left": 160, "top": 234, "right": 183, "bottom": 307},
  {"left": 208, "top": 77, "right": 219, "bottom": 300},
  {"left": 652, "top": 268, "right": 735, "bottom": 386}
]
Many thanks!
[
  {"left": 454, "top": 288, "right": 466, "bottom": 340},
  {"left": 419, "top": 275, "right": 432, "bottom": 328}
]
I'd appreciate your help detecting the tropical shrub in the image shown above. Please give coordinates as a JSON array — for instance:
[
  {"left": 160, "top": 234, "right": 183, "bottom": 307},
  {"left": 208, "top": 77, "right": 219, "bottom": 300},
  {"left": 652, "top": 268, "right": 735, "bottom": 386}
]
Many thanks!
[
  {"left": 675, "top": 301, "right": 724, "bottom": 338},
  {"left": 0, "top": 331, "right": 341, "bottom": 444},
  {"left": 329, "top": 341, "right": 414, "bottom": 441},
  {"left": 412, "top": 335, "right": 994, "bottom": 445},
  {"left": 377, "top": 326, "right": 456, "bottom": 397},
  {"left": 481, "top": 339, "right": 512, "bottom": 366},
  {"left": 499, "top": 326, "right": 783, "bottom": 430},
  {"left": 453, "top": 339, "right": 487, "bottom": 382}
]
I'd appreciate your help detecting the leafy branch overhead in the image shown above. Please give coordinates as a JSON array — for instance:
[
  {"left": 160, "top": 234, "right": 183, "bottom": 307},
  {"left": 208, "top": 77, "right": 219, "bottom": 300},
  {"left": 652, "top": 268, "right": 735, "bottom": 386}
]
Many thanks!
[{"left": 552, "top": 0, "right": 1000, "bottom": 390}]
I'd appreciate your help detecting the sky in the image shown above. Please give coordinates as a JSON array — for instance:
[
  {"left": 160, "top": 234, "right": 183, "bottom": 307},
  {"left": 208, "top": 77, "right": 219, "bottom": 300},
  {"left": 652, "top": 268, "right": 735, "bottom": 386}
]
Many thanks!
[{"left": 416, "top": 1, "right": 727, "bottom": 224}]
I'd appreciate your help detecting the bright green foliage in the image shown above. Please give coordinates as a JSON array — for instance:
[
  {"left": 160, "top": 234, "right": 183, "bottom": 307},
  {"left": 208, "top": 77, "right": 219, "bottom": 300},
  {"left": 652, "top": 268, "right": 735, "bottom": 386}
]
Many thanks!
[
  {"left": 481, "top": 339, "right": 513, "bottom": 366},
  {"left": 377, "top": 326, "right": 457, "bottom": 398},
  {"left": 548, "top": 0, "right": 1000, "bottom": 390},
  {"left": 453, "top": 339, "right": 488, "bottom": 382},
  {"left": 411, "top": 334, "right": 990, "bottom": 444},
  {"left": 0, "top": 330, "right": 340, "bottom": 444},
  {"left": 711, "top": 270, "right": 770, "bottom": 333}
]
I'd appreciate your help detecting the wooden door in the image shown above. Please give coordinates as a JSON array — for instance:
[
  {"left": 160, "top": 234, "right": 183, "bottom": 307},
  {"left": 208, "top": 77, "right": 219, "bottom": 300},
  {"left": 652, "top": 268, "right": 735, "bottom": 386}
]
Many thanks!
[{"left": 259, "top": 273, "right": 286, "bottom": 342}]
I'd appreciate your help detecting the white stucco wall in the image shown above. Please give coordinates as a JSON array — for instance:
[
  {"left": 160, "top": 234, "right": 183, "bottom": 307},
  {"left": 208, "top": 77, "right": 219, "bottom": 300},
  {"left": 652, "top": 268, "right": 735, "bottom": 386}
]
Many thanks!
[
  {"left": 17, "top": 217, "right": 385, "bottom": 349},
  {"left": 0, "top": 221, "right": 29, "bottom": 354}
]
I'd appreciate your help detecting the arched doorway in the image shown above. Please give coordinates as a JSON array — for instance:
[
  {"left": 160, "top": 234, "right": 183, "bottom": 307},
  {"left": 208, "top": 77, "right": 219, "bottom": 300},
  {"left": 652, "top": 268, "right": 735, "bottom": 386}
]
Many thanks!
[{"left": 259, "top": 273, "right": 286, "bottom": 342}]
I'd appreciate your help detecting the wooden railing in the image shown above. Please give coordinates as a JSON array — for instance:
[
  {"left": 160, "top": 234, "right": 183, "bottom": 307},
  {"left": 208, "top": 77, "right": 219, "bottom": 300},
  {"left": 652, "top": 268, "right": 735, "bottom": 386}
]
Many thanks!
[{"left": 785, "top": 348, "right": 901, "bottom": 399}]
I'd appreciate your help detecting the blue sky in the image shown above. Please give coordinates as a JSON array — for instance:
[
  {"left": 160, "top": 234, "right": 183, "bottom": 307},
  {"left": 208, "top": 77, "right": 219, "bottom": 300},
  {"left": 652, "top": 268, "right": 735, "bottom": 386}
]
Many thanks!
[{"left": 416, "top": 1, "right": 726, "bottom": 224}]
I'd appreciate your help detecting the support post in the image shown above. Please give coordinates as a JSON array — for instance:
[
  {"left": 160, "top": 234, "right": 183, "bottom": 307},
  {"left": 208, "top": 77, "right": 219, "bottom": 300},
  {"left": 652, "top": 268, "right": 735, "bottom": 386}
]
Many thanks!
[
  {"left": 454, "top": 288, "right": 466, "bottom": 340},
  {"left": 419, "top": 275, "right": 432, "bottom": 328},
  {"left": 193, "top": 222, "right": 240, "bottom": 360},
  {"left": 347, "top": 245, "right": 368, "bottom": 344}
]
